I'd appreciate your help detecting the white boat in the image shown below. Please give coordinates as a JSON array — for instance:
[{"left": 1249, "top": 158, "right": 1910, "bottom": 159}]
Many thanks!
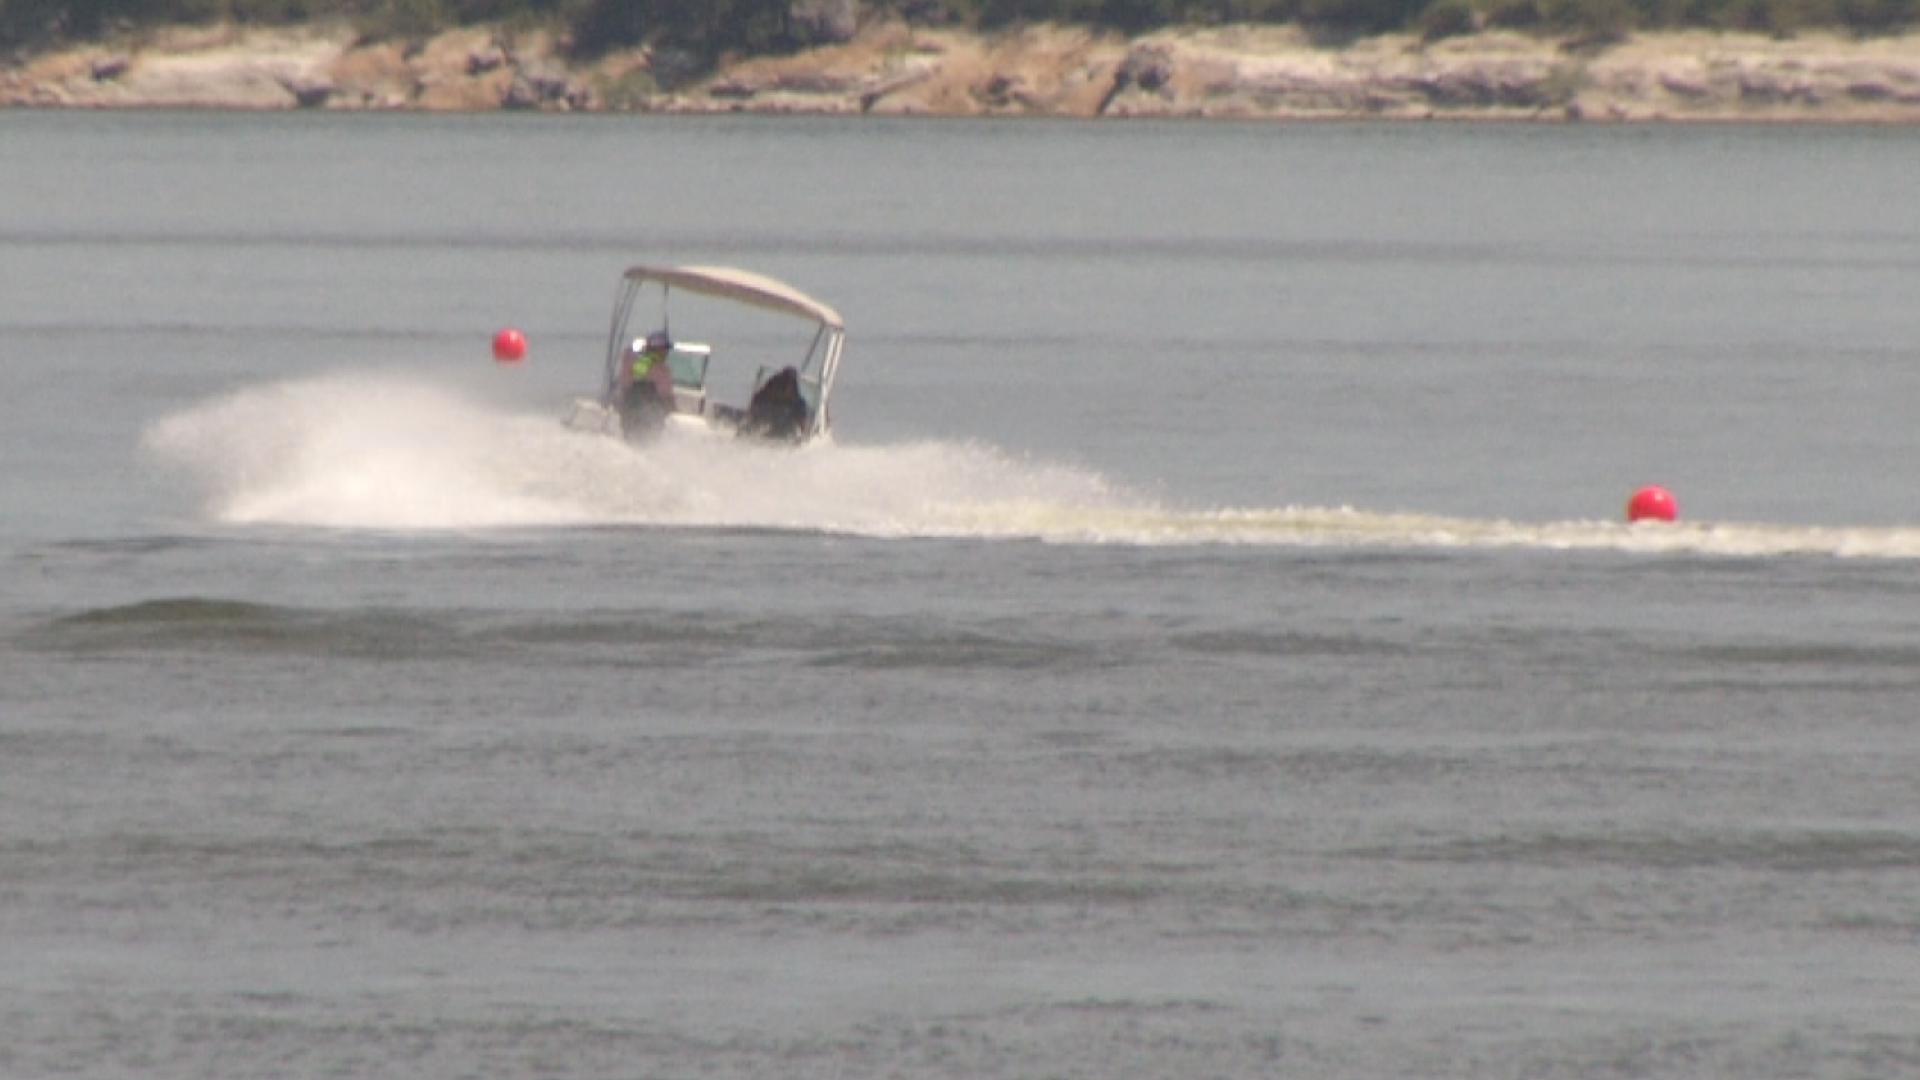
[{"left": 563, "top": 264, "right": 846, "bottom": 446}]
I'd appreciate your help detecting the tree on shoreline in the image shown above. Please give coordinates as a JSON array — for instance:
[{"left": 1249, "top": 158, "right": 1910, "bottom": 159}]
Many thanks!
[{"left": 3, "top": 0, "right": 1915, "bottom": 61}]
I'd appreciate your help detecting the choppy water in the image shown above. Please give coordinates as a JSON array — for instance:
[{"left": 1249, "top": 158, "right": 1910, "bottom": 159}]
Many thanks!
[{"left": 4, "top": 111, "right": 1920, "bottom": 1078}]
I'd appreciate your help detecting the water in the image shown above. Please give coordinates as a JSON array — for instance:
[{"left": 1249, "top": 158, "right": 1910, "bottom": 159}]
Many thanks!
[{"left": 4, "top": 111, "right": 1920, "bottom": 1078}]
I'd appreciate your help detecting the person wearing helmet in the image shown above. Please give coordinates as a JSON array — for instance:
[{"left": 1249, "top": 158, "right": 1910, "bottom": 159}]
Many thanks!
[{"left": 614, "top": 330, "right": 676, "bottom": 440}]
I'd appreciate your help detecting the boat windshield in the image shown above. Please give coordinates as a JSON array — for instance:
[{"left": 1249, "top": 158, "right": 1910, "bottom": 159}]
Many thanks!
[{"left": 665, "top": 344, "right": 710, "bottom": 390}]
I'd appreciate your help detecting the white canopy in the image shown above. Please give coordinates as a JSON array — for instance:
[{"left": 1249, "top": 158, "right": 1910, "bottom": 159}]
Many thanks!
[{"left": 622, "top": 265, "right": 844, "bottom": 331}]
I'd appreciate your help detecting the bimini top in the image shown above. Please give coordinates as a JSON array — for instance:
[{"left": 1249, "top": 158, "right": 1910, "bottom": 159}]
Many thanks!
[{"left": 622, "top": 265, "right": 844, "bottom": 331}]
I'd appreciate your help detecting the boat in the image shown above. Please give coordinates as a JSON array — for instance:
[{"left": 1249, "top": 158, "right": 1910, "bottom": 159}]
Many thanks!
[{"left": 563, "top": 264, "right": 845, "bottom": 446}]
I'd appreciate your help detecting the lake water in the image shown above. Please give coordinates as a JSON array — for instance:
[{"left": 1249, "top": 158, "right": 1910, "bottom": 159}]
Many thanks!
[{"left": 4, "top": 111, "right": 1920, "bottom": 1078}]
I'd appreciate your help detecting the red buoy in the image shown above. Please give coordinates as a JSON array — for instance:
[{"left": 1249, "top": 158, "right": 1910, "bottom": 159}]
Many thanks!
[
  {"left": 491, "top": 327, "right": 526, "bottom": 363},
  {"left": 1626, "top": 485, "right": 1678, "bottom": 523}
]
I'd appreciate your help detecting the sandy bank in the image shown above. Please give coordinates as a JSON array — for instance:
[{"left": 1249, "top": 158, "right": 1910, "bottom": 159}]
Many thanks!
[{"left": 7, "top": 18, "right": 1920, "bottom": 121}]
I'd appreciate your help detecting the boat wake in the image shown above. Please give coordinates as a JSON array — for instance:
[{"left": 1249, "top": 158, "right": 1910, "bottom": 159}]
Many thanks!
[
  {"left": 145, "top": 373, "right": 1920, "bottom": 559},
  {"left": 141, "top": 372, "right": 1121, "bottom": 535}
]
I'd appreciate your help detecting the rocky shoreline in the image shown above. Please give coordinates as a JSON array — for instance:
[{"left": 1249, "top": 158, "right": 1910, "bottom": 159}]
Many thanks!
[{"left": 7, "top": 18, "right": 1920, "bottom": 121}]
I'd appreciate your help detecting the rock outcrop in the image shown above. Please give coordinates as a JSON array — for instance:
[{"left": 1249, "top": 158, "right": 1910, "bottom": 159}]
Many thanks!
[
  {"left": 6, "top": 17, "right": 1920, "bottom": 121},
  {"left": 679, "top": 22, "right": 1920, "bottom": 122}
]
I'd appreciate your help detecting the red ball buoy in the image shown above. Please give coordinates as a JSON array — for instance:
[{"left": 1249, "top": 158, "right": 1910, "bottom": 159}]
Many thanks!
[
  {"left": 491, "top": 327, "right": 526, "bottom": 363},
  {"left": 1626, "top": 485, "right": 1678, "bottom": 523}
]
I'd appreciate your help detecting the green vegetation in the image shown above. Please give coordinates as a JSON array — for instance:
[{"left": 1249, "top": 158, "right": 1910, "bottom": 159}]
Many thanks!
[{"left": 4, "top": 0, "right": 1915, "bottom": 68}]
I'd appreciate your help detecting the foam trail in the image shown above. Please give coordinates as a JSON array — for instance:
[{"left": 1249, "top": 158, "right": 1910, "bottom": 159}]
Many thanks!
[
  {"left": 985, "top": 504, "right": 1920, "bottom": 559},
  {"left": 144, "top": 374, "right": 1920, "bottom": 559}
]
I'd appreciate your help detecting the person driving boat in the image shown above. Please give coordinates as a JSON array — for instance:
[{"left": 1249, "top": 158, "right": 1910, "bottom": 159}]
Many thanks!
[{"left": 614, "top": 330, "right": 676, "bottom": 439}]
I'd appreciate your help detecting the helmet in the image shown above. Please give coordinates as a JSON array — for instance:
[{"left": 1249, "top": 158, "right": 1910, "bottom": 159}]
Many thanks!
[{"left": 643, "top": 330, "right": 671, "bottom": 351}]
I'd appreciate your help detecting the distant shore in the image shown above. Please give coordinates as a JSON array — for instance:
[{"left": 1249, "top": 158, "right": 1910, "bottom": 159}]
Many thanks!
[{"left": 7, "top": 18, "right": 1920, "bottom": 121}]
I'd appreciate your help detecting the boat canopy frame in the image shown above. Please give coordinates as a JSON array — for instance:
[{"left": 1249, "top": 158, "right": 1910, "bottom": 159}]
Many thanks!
[{"left": 603, "top": 264, "right": 846, "bottom": 441}]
